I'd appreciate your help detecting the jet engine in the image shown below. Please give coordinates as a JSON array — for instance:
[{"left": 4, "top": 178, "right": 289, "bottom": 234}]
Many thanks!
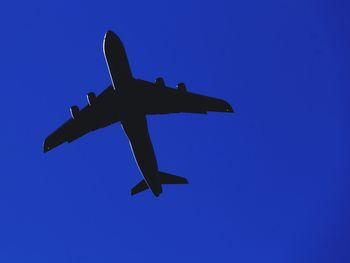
[
  {"left": 176, "top": 82, "right": 187, "bottom": 92},
  {"left": 70, "top": 106, "right": 79, "bottom": 119},
  {"left": 155, "top": 77, "right": 165, "bottom": 88},
  {"left": 87, "top": 92, "right": 96, "bottom": 106}
]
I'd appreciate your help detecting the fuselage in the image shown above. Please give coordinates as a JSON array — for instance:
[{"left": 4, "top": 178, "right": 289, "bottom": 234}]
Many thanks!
[{"left": 118, "top": 79, "right": 163, "bottom": 196}]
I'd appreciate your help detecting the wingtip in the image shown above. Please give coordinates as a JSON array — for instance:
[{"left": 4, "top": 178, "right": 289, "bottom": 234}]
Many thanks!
[
  {"left": 225, "top": 102, "right": 235, "bottom": 113},
  {"left": 43, "top": 145, "right": 49, "bottom": 153},
  {"left": 43, "top": 139, "right": 51, "bottom": 153}
]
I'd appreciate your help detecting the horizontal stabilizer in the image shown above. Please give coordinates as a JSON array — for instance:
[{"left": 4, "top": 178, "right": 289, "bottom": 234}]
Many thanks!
[
  {"left": 131, "top": 172, "right": 188, "bottom": 196},
  {"left": 131, "top": 179, "right": 149, "bottom": 195},
  {"left": 159, "top": 172, "right": 188, "bottom": 184}
]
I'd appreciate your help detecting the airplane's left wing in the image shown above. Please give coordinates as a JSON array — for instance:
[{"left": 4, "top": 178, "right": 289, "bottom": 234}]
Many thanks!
[
  {"left": 43, "top": 85, "right": 120, "bottom": 152},
  {"left": 137, "top": 81, "right": 234, "bottom": 115}
]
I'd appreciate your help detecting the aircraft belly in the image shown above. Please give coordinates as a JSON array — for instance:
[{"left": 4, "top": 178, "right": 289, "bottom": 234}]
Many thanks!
[{"left": 121, "top": 116, "right": 159, "bottom": 185}]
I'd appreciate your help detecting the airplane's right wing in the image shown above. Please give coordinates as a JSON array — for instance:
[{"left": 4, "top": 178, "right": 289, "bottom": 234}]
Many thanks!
[{"left": 43, "top": 85, "right": 120, "bottom": 152}]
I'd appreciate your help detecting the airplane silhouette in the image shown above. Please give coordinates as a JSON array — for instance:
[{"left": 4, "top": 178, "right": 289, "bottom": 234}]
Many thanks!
[{"left": 43, "top": 31, "right": 234, "bottom": 197}]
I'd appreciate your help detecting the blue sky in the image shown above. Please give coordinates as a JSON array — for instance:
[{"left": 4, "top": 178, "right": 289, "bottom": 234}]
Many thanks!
[{"left": 0, "top": 0, "right": 349, "bottom": 262}]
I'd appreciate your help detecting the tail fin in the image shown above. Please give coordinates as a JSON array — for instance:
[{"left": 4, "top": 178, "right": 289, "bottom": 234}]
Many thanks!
[{"left": 131, "top": 172, "right": 188, "bottom": 196}]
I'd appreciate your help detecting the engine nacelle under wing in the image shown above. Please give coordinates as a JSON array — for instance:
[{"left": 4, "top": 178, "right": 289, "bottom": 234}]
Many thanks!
[
  {"left": 176, "top": 82, "right": 187, "bottom": 92},
  {"left": 87, "top": 92, "right": 96, "bottom": 106},
  {"left": 70, "top": 106, "right": 79, "bottom": 119},
  {"left": 155, "top": 77, "right": 165, "bottom": 88}
]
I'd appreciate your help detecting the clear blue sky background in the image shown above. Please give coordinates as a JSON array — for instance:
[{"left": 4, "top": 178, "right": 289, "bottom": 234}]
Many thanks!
[{"left": 0, "top": 0, "right": 349, "bottom": 262}]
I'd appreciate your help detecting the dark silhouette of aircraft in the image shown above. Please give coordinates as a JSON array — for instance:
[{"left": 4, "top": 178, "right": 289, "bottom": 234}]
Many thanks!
[{"left": 43, "top": 31, "right": 234, "bottom": 197}]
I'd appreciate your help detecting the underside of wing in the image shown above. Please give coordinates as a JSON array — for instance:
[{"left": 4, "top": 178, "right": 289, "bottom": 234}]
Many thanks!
[
  {"left": 43, "top": 86, "right": 120, "bottom": 152},
  {"left": 140, "top": 83, "right": 234, "bottom": 115}
]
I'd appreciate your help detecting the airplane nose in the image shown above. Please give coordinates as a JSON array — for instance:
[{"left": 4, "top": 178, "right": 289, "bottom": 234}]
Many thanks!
[
  {"left": 104, "top": 30, "right": 116, "bottom": 41},
  {"left": 104, "top": 30, "right": 112, "bottom": 39}
]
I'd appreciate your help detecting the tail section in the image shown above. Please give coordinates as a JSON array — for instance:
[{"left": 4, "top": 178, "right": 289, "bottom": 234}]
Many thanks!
[
  {"left": 131, "top": 179, "right": 149, "bottom": 196},
  {"left": 131, "top": 171, "right": 188, "bottom": 196},
  {"left": 158, "top": 172, "right": 188, "bottom": 184}
]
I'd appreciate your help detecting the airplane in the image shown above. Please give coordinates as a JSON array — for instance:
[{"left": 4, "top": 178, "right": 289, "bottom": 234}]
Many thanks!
[{"left": 43, "top": 30, "right": 234, "bottom": 197}]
